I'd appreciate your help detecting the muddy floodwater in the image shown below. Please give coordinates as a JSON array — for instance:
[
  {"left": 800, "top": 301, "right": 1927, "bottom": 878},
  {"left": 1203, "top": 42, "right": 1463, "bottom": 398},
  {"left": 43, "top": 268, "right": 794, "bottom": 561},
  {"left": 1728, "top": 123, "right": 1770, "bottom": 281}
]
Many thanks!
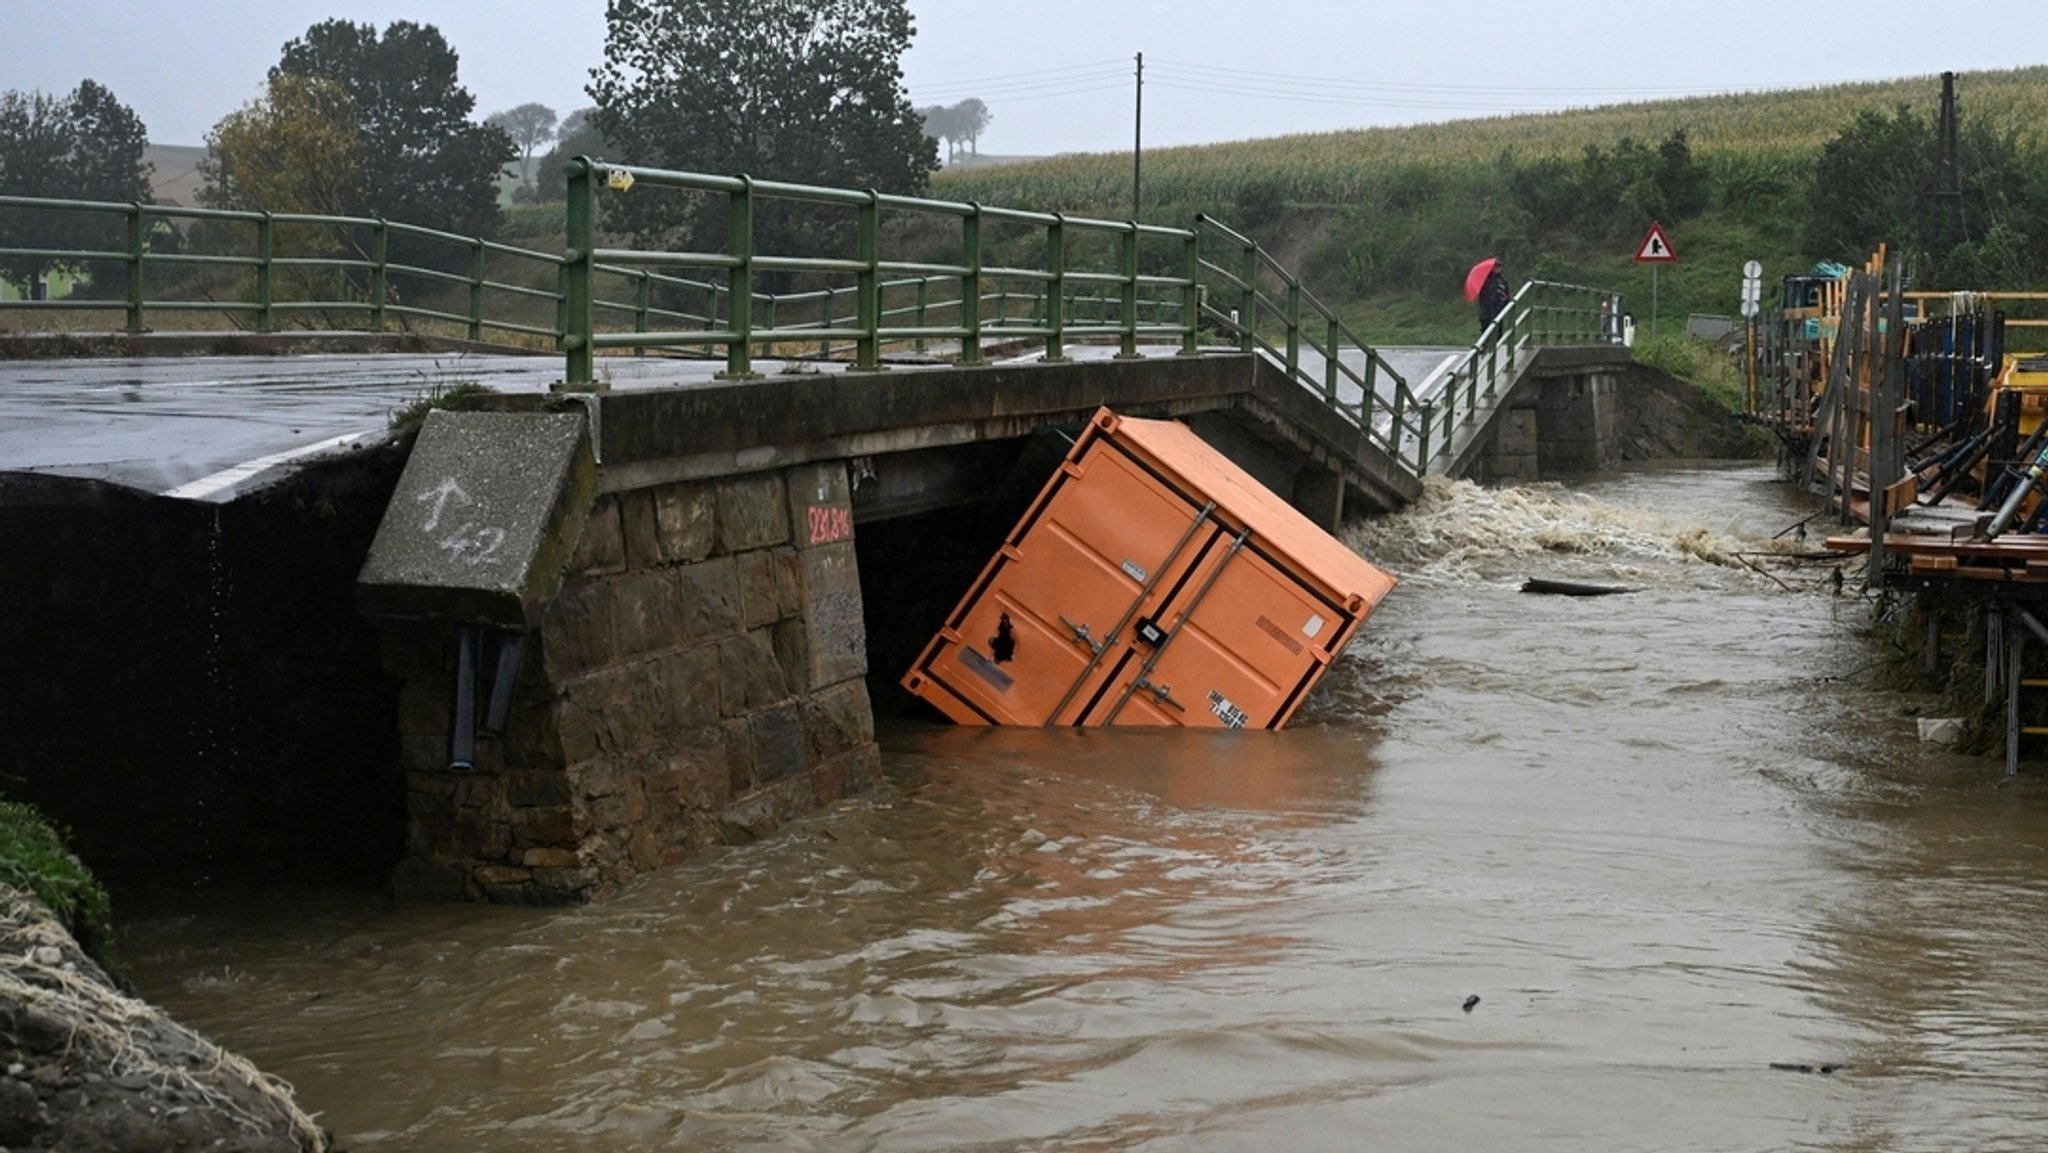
[{"left": 127, "top": 463, "right": 2048, "bottom": 1152}]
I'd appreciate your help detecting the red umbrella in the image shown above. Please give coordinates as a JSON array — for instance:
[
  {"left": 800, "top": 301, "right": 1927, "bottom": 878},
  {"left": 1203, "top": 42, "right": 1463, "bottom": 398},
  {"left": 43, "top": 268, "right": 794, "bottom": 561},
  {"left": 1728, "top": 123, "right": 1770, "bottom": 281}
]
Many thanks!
[{"left": 1464, "top": 258, "right": 1499, "bottom": 303}]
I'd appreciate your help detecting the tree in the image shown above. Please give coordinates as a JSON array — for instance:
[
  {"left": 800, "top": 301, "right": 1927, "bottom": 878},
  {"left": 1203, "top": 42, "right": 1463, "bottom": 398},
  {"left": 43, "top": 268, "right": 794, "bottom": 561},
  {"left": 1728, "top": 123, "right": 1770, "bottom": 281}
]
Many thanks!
[
  {"left": 533, "top": 107, "right": 608, "bottom": 202},
  {"left": 954, "top": 97, "right": 991, "bottom": 158},
  {"left": 589, "top": 0, "right": 936, "bottom": 262},
  {"left": 1807, "top": 105, "right": 1932, "bottom": 263},
  {"left": 1503, "top": 129, "right": 1707, "bottom": 243},
  {"left": 201, "top": 74, "right": 364, "bottom": 217},
  {"left": 0, "top": 80, "right": 150, "bottom": 299},
  {"left": 918, "top": 103, "right": 959, "bottom": 166},
  {"left": 270, "top": 19, "right": 512, "bottom": 239},
  {"left": 1806, "top": 101, "right": 2048, "bottom": 287},
  {"left": 488, "top": 102, "right": 558, "bottom": 186}
]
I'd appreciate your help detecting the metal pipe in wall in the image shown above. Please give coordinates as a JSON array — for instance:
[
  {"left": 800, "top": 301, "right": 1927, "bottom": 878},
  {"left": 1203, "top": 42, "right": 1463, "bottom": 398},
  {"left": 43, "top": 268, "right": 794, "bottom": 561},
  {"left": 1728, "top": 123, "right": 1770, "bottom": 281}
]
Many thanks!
[{"left": 450, "top": 626, "right": 479, "bottom": 772}]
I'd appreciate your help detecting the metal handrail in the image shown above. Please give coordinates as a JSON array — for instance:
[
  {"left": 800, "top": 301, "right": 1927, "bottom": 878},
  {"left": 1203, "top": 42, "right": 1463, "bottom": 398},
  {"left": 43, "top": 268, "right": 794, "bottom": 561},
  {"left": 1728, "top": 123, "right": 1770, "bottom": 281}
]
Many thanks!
[
  {"left": 1191, "top": 214, "right": 1428, "bottom": 472},
  {"left": 0, "top": 195, "right": 569, "bottom": 342},
  {"left": 4, "top": 178, "right": 1622, "bottom": 495},
  {"left": 560, "top": 157, "right": 1206, "bottom": 380}
]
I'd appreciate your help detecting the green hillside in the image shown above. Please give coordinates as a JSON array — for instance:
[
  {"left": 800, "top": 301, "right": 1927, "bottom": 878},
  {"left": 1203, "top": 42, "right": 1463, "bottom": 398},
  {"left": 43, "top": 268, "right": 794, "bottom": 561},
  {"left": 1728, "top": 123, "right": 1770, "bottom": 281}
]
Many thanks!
[{"left": 934, "top": 66, "right": 2048, "bottom": 345}]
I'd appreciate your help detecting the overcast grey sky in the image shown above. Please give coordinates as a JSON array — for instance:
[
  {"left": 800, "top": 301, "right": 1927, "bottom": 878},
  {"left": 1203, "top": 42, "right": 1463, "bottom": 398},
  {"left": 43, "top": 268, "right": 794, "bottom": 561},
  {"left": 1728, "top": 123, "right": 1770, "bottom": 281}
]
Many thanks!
[{"left": 6, "top": 0, "right": 2044, "bottom": 160}]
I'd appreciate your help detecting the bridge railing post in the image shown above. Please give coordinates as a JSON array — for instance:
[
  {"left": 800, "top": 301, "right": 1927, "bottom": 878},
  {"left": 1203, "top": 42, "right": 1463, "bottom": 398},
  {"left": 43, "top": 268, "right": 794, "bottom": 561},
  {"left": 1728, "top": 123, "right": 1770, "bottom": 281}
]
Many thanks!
[
  {"left": 561, "top": 157, "right": 595, "bottom": 386},
  {"left": 1416, "top": 401, "right": 1432, "bottom": 474},
  {"left": 255, "top": 211, "right": 274, "bottom": 334},
  {"left": 1284, "top": 279, "right": 1301, "bottom": 379},
  {"left": 1046, "top": 214, "right": 1067, "bottom": 361},
  {"left": 635, "top": 270, "right": 651, "bottom": 355},
  {"left": 125, "top": 202, "right": 145, "bottom": 334},
  {"left": 1487, "top": 314, "right": 1509, "bottom": 401},
  {"left": 1482, "top": 329, "right": 1499, "bottom": 409},
  {"left": 856, "top": 189, "right": 880, "bottom": 371},
  {"left": 915, "top": 277, "right": 929, "bottom": 354},
  {"left": 725, "top": 175, "right": 754, "bottom": 378},
  {"left": 1238, "top": 241, "right": 1257, "bottom": 353},
  {"left": 369, "top": 218, "right": 388, "bottom": 332},
  {"left": 759, "top": 292, "right": 776, "bottom": 363},
  {"left": 1179, "top": 228, "right": 1200, "bottom": 356},
  {"left": 820, "top": 288, "right": 834, "bottom": 359},
  {"left": 468, "top": 238, "right": 485, "bottom": 342},
  {"left": 1323, "top": 317, "right": 1340, "bottom": 404},
  {"left": 961, "top": 203, "right": 983, "bottom": 366}
]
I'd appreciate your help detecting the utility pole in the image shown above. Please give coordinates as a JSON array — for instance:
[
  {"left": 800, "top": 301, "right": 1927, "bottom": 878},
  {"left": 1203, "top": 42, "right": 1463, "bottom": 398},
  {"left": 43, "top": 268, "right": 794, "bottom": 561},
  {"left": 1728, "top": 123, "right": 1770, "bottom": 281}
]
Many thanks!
[
  {"left": 1133, "top": 51, "right": 1144, "bottom": 222},
  {"left": 1933, "top": 70, "right": 1961, "bottom": 258}
]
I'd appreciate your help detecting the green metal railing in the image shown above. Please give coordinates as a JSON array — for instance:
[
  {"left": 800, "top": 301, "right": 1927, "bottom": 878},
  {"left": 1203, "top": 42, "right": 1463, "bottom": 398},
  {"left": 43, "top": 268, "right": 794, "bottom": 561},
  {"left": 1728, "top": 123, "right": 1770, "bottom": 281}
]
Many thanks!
[
  {"left": 556, "top": 159, "right": 1455, "bottom": 472},
  {"left": 3, "top": 170, "right": 1622, "bottom": 485},
  {"left": 560, "top": 158, "right": 1203, "bottom": 384},
  {"left": 1190, "top": 214, "right": 1429, "bottom": 467},
  {"left": 0, "top": 194, "right": 566, "bottom": 342}
]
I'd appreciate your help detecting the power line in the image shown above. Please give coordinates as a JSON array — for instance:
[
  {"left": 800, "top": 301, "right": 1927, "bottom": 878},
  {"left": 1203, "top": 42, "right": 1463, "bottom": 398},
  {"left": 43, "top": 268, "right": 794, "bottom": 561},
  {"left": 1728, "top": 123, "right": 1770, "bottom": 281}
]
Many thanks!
[
  {"left": 913, "top": 56, "right": 1128, "bottom": 89},
  {"left": 913, "top": 69, "right": 1129, "bottom": 102},
  {"left": 963, "top": 82, "right": 1130, "bottom": 105},
  {"left": 910, "top": 58, "right": 1129, "bottom": 100}
]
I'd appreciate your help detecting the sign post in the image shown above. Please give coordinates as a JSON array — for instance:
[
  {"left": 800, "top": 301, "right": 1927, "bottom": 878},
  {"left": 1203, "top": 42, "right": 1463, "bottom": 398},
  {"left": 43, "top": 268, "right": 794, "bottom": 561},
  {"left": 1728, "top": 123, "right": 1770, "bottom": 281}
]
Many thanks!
[
  {"left": 1740, "top": 259, "right": 1762, "bottom": 413},
  {"left": 1633, "top": 221, "right": 1678, "bottom": 338}
]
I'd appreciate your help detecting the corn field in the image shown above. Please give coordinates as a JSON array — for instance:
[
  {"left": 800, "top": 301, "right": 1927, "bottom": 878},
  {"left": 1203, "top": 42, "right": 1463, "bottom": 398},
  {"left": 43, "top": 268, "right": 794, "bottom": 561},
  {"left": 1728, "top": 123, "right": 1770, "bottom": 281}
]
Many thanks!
[{"left": 937, "top": 66, "right": 2048, "bottom": 219}]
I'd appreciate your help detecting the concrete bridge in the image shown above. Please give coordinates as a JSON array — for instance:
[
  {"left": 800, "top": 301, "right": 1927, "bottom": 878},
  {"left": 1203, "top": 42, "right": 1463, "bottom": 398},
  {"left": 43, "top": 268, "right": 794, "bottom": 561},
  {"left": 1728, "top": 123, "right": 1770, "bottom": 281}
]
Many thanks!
[{"left": 0, "top": 166, "right": 1630, "bottom": 901}]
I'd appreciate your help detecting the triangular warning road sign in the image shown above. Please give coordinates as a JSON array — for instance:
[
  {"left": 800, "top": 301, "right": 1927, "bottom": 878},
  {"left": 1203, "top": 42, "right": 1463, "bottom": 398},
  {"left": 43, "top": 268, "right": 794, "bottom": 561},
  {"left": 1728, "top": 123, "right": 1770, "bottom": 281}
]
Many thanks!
[{"left": 1634, "top": 222, "right": 1677, "bottom": 263}]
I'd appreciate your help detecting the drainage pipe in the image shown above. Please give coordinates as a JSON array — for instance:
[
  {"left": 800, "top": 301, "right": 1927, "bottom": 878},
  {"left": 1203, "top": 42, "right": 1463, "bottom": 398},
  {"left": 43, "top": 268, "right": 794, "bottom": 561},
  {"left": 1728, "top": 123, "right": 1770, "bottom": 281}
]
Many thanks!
[{"left": 450, "top": 626, "right": 479, "bottom": 772}]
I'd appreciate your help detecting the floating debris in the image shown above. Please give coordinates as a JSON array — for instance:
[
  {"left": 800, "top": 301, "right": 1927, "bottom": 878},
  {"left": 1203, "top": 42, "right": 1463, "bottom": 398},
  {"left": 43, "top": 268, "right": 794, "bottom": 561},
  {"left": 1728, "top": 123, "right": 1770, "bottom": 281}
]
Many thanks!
[{"left": 1520, "top": 578, "right": 1635, "bottom": 597}]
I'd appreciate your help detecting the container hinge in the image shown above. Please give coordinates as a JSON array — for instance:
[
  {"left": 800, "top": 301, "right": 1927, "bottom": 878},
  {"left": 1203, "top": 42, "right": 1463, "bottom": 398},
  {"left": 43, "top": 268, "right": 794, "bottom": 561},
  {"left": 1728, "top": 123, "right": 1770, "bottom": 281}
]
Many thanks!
[
  {"left": 1058, "top": 614, "right": 1104, "bottom": 654},
  {"left": 1133, "top": 675, "right": 1185, "bottom": 712}
]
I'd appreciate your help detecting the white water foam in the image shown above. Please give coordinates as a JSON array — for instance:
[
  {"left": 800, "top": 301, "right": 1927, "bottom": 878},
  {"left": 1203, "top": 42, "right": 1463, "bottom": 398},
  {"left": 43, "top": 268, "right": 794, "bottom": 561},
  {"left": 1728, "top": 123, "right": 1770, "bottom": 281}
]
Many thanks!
[{"left": 1341, "top": 475, "right": 1814, "bottom": 590}]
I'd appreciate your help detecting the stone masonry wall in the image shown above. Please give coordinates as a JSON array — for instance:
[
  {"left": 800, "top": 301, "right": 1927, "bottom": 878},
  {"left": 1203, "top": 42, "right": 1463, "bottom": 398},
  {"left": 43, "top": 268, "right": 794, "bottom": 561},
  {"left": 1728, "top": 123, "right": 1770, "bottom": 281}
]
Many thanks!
[
  {"left": 1534, "top": 369, "right": 1620, "bottom": 474},
  {"left": 390, "top": 460, "right": 878, "bottom": 904}
]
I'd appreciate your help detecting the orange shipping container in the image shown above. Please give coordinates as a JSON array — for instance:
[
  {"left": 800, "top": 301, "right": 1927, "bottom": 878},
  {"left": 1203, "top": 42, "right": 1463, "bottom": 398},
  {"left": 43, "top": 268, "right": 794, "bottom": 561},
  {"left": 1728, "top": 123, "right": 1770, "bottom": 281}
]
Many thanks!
[{"left": 903, "top": 408, "right": 1397, "bottom": 728}]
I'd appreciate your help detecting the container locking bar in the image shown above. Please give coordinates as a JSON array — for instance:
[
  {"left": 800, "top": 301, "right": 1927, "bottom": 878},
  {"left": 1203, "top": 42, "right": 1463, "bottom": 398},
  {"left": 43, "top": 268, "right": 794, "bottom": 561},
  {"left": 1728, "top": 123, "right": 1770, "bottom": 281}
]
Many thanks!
[
  {"left": 1102, "top": 526, "right": 1253, "bottom": 724},
  {"left": 1044, "top": 501, "right": 1216, "bottom": 726}
]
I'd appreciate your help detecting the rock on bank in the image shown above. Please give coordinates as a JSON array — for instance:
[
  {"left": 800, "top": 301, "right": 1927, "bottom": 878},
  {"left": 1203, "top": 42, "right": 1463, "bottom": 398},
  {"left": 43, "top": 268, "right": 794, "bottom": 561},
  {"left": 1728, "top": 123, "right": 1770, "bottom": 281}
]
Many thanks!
[{"left": 0, "top": 886, "right": 325, "bottom": 1152}]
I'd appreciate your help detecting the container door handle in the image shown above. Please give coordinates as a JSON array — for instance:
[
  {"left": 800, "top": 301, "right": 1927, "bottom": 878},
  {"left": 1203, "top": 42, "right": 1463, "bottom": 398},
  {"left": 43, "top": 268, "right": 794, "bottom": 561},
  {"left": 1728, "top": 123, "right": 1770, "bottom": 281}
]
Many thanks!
[
  {"left": 1133, "top": 675, "right": 1186, "bottom": 712},
  {"left": 1058, "top": 614, "right": 1103, "bottom": 655}
]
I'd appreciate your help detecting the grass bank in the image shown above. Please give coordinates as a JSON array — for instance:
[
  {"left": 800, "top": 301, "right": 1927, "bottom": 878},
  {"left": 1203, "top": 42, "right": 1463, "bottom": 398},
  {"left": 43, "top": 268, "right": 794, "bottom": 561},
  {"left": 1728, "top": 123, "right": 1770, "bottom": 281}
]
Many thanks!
[{"left": 0, "top": 797, "right": 117, "bottom": 971}]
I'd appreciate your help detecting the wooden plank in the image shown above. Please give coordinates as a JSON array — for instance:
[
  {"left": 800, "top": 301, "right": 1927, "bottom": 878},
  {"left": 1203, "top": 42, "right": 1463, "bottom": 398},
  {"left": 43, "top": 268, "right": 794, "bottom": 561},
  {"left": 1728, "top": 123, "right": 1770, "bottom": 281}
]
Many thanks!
[
  {"left": 1919, "top": 565, "right": 2048, "bottom": 583},
  {"left": 1825, "top": 534, "right": 2048, "bottom": 559},
  {"left": 1909, "top": 555, "right": 1960, "bottom": 572},
  {"left": 1885, "top": 475, "right": 1919, "bottom": 517}
]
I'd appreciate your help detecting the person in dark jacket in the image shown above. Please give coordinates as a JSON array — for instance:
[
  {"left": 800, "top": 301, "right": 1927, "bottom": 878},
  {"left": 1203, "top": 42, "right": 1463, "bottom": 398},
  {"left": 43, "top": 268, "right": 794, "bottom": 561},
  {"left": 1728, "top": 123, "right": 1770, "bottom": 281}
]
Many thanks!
[{"left": 1476, "top": 265, "right": 1510, "bottom": 334}]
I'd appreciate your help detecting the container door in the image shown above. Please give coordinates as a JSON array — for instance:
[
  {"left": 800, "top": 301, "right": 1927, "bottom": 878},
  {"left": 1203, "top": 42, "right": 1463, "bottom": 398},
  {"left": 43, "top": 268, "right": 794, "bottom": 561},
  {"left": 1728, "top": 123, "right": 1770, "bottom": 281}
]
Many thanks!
[
  {"left": 1076, "top": 533, "right": 1357, "bottom": 729},
  {"left": 903, "top": 441, "right": 1218, "bottom": 726}
]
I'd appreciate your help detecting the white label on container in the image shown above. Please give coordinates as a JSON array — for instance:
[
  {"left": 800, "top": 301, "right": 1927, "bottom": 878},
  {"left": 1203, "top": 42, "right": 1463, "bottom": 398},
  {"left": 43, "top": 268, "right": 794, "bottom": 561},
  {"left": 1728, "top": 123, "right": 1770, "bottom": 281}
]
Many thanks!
[
  {"left": 1303, "top": 613, "right": 1326, "bottom": 639},
  {"left": 1121, "top": 559, "right": 1148, "bottom": 582},
  {"left": 1207, "top": 690, "right": 1249, "bottom": 729}
]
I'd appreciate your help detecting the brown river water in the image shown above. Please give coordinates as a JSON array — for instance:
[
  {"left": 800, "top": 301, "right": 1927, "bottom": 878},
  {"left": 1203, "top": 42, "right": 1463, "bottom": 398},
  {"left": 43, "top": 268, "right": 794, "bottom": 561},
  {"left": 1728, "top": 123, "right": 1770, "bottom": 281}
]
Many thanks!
[{"left": 126, "top": 463, "right": 2048, "bottom": 1152}]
